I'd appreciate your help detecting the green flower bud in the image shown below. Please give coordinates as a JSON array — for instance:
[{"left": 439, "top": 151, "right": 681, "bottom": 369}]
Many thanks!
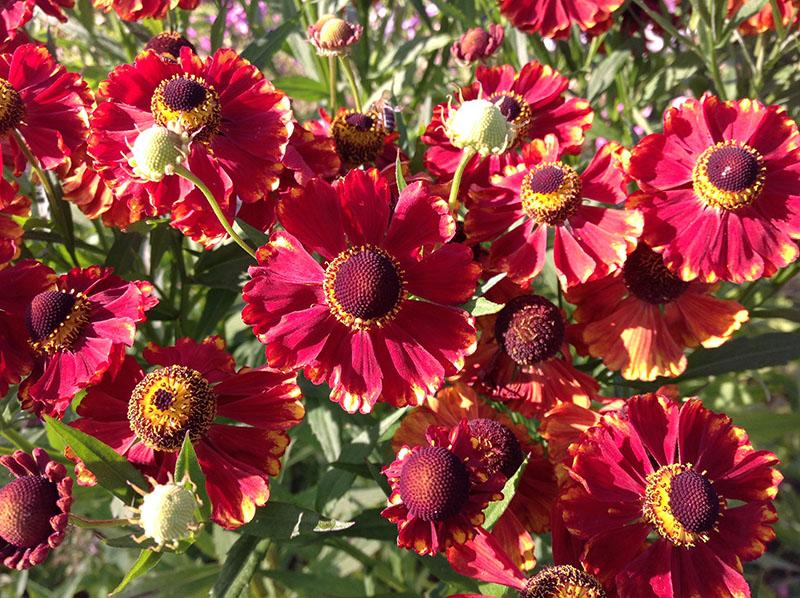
[
  {"left": 444, "top": 98, "right": 516, "bottom": 157},
  {"left": 128, "top": 125, "right": 189, "bottom": 182}
]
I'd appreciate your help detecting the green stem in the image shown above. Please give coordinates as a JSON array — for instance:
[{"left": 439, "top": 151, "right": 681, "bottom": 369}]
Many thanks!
[
  {"left": 339, "top": 56, "right": 362, "bottom": 112},
  {"left": 328, "top": 55, "right": 337, "bottom": 112},
  {"left": 69, "top": 514, "right": 133, "bottom": 529},
  {"left": 175, "top": 166, "right": 256, "bottom": 260},
  {"left": 708, "top": 44, "right": 728, "bottom": 100},
  {"left": 0, "top": 428, "right": 35, "bottom": 453},
  {"left": 448, "top": 148, "right": 477, "bottom": 212},
  {"left": 12, "top": 129, "right": 79, "bottom": 266}
]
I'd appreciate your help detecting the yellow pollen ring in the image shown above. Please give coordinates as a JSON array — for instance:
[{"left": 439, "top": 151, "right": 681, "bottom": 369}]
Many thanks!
[
  {"left": 692, "top": 141, "right": 766, "bottom": 211},
  {"left": 322, "top": 244, "right": 407, "bottom": 331},
  {"left": 0, "top": 77, "right": 24, "bottom": 135},
  {"left": 128, "top": 365, "right": 217, "bottom": 452},
  {"left": 151, "top": 74, "right": 221, "bottom": 142},
  {"left": 29, "top": 292, "right": 92, "bottom": 356},
  {"left": 642, "top": 463, "right": 724, "bottom": 548},
  {"left": 330, "top": 110, "right": 387, "bottom": 166},
  {"left": 520, "top": 161, "right": 582, "bottom": 225}
]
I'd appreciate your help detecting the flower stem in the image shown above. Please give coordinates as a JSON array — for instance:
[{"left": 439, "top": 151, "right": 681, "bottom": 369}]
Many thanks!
[
  {"left": 12, "top": 129, "right": 79, "bottom": 266},
  {"left": 0, "top": 428, "right": 34, "bottom": 453},
  {"left": 69, "top": 514, "right": 133, "bottom": 529},
  {"left": 175, "top": 166, "right": 257, "bottom": 260},
  {"left": 328, "top": 55, "right": 337, "bottom": 112},
  {"left": 448, "top": 148, "right": 477, "bottom": 213},
  {"left": 339, "top": 56, "right": 362, "bottom": 112}
]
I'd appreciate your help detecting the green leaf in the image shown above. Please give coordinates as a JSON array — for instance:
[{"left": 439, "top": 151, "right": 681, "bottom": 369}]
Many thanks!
[
  {"left": 272, "top": 75, "right": 328, "bottom": 101},
  {"left": 471, "top": 297, "right": 504, "bottom": 317},
  {"left": 730, "top": 0, "right": 769, "bottom": 23},
  {"left": 209, "top": 0, "right": 228, "bottom": 52},
  {"left": 194, "top": 288, "right": 239, "bottom": 339},
  {"left": 307, "top": 402, "right": 342, "bottom": 463},
  {"left": 105, "top": 231, "right": 144, "bottom": 274},
  {"left": 483, "top": 457, "right": 528, "bottom": 530},
  {"left": 395, "top": 155, "right": 407, "bottom": 192},
  {"left": 242, "top": 501, "right": 353, "bottom": 539},
  {"left": 681, "top": 332, "right": 800, "bottom": 380},
  {"left": 44, "top": 416, "right": 145, "bottom": 502},
  {"left": 211, "top": 534, "right": 270, "bottom": 598},
  {"left": 174, "top": 435, "right": 211, "bottom": 520},
  {"left": 242, "top": 19, "right": 297, "bottom": 69},
  {"left": 587, "top": 50, "right": 629, "bottom": 101},
  {"left": 110, "top": 550, "right": 161, "bottom": 596}
]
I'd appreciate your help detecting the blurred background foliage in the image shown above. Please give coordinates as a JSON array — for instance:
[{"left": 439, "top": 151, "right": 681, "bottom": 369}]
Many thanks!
[{"left": 2, "top": 0, "right": 800, "bottom": 596}]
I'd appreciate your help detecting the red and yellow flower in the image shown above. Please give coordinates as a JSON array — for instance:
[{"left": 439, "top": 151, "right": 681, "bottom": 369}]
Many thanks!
[
  {"left": 393, "top": 382, "right": 557, "bottom": 572},
  {"left": 89, "top": 47, "right": 292, "bottom": 246},
  {"left": 566, "top": 243, "right": 749, "bottom": 381},
  {"left": 560, "top": 393, "right": 782, "bottom": 596},
  {"left": 498, "top": 0, "right": 625, "bottom": 39},
  {"left": 467, "top": 136, "right": 641, "bottom": 288},
  {"left": 629, "top": 94, "right": 800, "bottom": 283},
  {"left": 92, "top": 0, "right": 198, "bottom": 22},
  {"left": 0, "top": 44, "right": 90, "bottom": 174},
  {"left": 242, "top": 168, "right": 479, "bottom": 414},
  {"left": 0, "top": 448, "right": 72, "bottom": 570},
  {"left": 382, "top": 419, "right": 505, "bottom": 555},
  {"left": 728, "top": 0, "right": 799, "bottom": 34},
  {"left": 71, "top": 336, "right": 304, "bottom": 529},
  {"left": 0, "top": 178, "right": 27, "bottom": 268},
  {"left": 0, "top": 260, "right": 155, "bottom": 417},
  {"left": 422, "top": 61, "right": 592, "bottom": 195},
  {"left": 460, "top": 291, "right": 597, "bottom": 419}
]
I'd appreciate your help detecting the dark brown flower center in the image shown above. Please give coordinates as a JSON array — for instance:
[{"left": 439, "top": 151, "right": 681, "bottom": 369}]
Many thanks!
[
  {"left": 145, "top": 32, "right": 196, "bottom": 59},
  {"left": 331, "top": 109, "right": 386, "bottom": 166},
  {"left": 495, "top": 295, "right": 564, "bottom": 366},
  {"left": 0, "top": 77, "right": 23, "bottom": 135},
  {"left": 623, "top": 244, "right": 688, "bottom": 304},
  {"left": 128, "top": 365, "right": 217, "bottom": 452},
  {"left": 151, "top": 74, "right": 220, "bottom": 142},
  {"left": 468, "top": 418, "right": 524, "bottom": 478},
  {"left": 520, "top": 162, "right": 582, "bottom": 225},
  {"left": 399, "top": 446, "right": 470, "bottom": 522},
  {"left": 520, "top": 565, "right": 606, "bottom": 598},
  {"left": 668, "top": 469, "right": 720, "bottom": 534},
  {"left": 324, "top": 245, "right": 405, "bottom": 330},
  {"left": 25, "top": 290, "right": 91, "bottom": 354},
  {"left": 692, "top": 141, "right": 765, "bottom": 211},
  {"left": 0, "top": 476, "right": 59, "bottom": 548}
]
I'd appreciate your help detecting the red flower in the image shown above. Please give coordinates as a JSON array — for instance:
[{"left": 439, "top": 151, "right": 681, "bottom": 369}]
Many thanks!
[
  {"left": 729, "top": 0, "right": 799, "bottom": 34},
  {"left": 561, "top": 393, "right": 782, "bottom": 596},
  {"left": 382, "top": 420, "right": 504, "bottom": 555},
  {"left": 498, "top": 0, "right": 625, "bottom": 39},
  {"left": 0, "top": 44, "right": 90, "bottom": 174},
  {"left": 0, "top": 260, "right": 156, "bottom": 417},
  {"left": 460, "top": 292, "right": 597, "bottom": 419},
  {"left": 393, "top": 382, "right": 557, "bottom": 572},
  {"left": 466, "top": 136, "right": 641, "bottom": 288},
  {"left": 242, "top": 168, "right": 479, "bottom": 414},
  {"left": 565, "top": 243, "right": 749, "bottom": 381},
  {"left": 71, "top": 337, "right": 305, "bottom": 529},
  {"left": 0, "top": 448, "right": 72, "bottom": 570},
  {"left": 92, "top": 0, "right": 198, "bottom": 21},
  {"left": 0, "top": 1, "right": 32, "bottom": 45},
  {"left": 629, "top": 94, "right": 800, "bottom": 283},
  {"left": 89, "top": 48, "right": 292, "bottom": 245},
  {"left": 0, "top": 178, "right": 28, "bottom": 267},
  {"left": 422, "top": 61, "right": 592, "bottom": 194},
  {"left": 451, "top": 25, "right": 505, "bottom": 64}
]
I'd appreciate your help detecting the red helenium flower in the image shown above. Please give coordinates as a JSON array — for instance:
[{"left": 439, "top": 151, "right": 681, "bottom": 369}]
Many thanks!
[
  {"left": 0, "top": 448, "right": 72, "bottom": 570},
  {"left": 629, "top": 94, "right": 800, "bottom": 283},
  {"left": 88, "top": 47, "right": 292, "bottom": 245},
  {"left": 561, "top": 393, "right": 782, "bottom": 597},
  {"left": 242, "top": 168, "right": 479, "bottom": 414},
  {"left": 382, "top": 419, "right": 505, "bottom": 555},
  {"left": 498, "top": 0, "right": 625, "bottom": 39},
  {"left": 71, "top": 336, "right": 305, "bottom": 529},
  {"left": 0, "top": 44, "right": 90, "bottom": 174},
  {"left": 0, "top": 260, "right": 156, "bottom": 417},
  {"left": 460, "top": 292, "right": 597, "bottom": 419},
  {"left": 422, "top": 61, "right": 593, "bottom": 195},
  {"left": 451, "top": 25, "right": 505, "bottom": 64},
  {"left": 92, "top": 0, "right": 198, "bottom": 22},
  {"left": 728, "top": 0, "right": 799, "bottom": 34},
  {"left": 0, "top": 178, "right": 28, "bottom": 268},
  {"left": 467, "top": 135, "right": 642, "bottom": 288},
  {"left": 393, "top": 382, "right": 557, "bottom": 572},
  {"left": 566, "top": 243, "right": 749, "bottom": 381}
]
